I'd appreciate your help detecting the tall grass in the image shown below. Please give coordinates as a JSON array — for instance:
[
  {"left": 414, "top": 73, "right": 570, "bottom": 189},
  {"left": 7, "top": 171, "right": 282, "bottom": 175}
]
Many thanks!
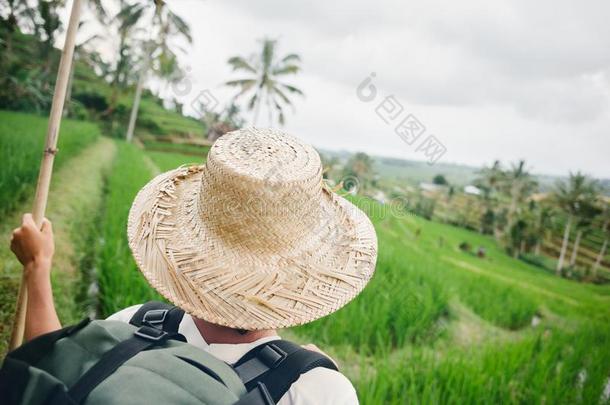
[
  {"left": 145, "top": 150, "right": 203, "bottom": 172},
  {"left": 0, "top": 110, "right": 99, "bottom": 218},
  {"left": 294, "top": 242, "right": 449, "bottom": 354},
  {"left": 294, "top": 198, "right": 538, "bottom": 353},
  {"left": 381, "top": 211, "right": 539, "bottom": 329},
  {"left": 357, "top": 323, "right": 610, "bottom": 404},
  {"left": 143, "top": 141, "right": 211, "bottom": 158},
  {"left": 96, "top": 141, "right": 162, "bottom": 316},
  {"left": 445, "top": 270, "right": 538, "bottom": 329}
]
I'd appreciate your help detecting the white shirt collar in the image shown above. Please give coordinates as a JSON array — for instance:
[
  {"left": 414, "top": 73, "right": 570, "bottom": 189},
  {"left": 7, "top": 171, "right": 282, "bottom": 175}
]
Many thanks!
[{"left": 178, "top": 314, "right": 280, "bottom": 364}]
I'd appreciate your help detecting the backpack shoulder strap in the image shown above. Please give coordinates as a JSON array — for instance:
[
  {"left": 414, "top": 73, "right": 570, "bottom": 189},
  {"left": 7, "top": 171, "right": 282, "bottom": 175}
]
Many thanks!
[
  {"left": 128, "top": 301, "right": 185, "bottom": 334},
  {"left": 232, "top": 340, "right": 338, "bottom": 403}
]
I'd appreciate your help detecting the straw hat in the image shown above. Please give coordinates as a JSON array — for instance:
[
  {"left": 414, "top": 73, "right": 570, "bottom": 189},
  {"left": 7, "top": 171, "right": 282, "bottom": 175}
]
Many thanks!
[{"left": 127, "top": 128, "right": 377, "bottom": 330}]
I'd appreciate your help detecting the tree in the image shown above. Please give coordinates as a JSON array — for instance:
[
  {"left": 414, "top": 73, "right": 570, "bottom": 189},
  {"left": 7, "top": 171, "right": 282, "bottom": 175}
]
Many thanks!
[
  {"left": 100, "top": 0, "right": 145, "bottom": 122},
  {"left": 204, "top": 102, "right": 246, "bottom": 142},
  {"left": 503, "top": 160, "right": 537, "bottom": 232},
  {"left": 124, "top": 0, "right": 193, "bottom": 141},
  {"left": 569, "top": 203, "right": 601, "bottom": 267},
  {"left": 476, "top": 160, "right": 504, "bottom": 201},
  {"left": 32, "top": 0, "right": 63, "bottom": 61},
  {"left": 432, "top": 174, "right": 448, "bottom": 186},
  {"left": 342, "top": 152, "right": 374, "bottom": 194},
  {"left": 592, "top": 203, "right": 610, "bottom": 279},
  {"left": 225, "top": 38, "right": 304, "bottom": 126},
  {"left": 475, "top": 161, "right": 504, "bottom": 234},
  {"left": 2, "top": 0, "right": 33, "bottom": 35},
  {"left": 319, "top": 154, "right": 340, "bottom": 180},
  {"left": 508, "top": 216, "right": 529, "bottom": 257},
  {"left": 64, "top": 30, "right": 104, "bottom": 117},
  {"left": 480, "top": 209, "right": 495, "bottom": 235},
  {"left": 62, "top": 0, "right": 109, "bottom": 117},
  {"left": 552, "top": 172, "right": 599, "bottom": 275},
  {"left": 532, "top": 204, "right": 554, "bottom": 256}
]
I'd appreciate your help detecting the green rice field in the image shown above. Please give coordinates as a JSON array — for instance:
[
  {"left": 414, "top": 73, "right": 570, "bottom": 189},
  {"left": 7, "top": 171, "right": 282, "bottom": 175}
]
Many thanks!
[
  {"left": 0, "top": 111, "right": 609, "bottom": 404},
  {"left": 0, "top": 110, "right": 100, "bottom": 218}
]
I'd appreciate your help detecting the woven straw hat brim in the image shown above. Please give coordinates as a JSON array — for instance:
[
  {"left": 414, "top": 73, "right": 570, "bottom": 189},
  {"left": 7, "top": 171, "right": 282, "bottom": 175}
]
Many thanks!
[{"left": 127, "top": 165, "right": 377, "bottom": 330}]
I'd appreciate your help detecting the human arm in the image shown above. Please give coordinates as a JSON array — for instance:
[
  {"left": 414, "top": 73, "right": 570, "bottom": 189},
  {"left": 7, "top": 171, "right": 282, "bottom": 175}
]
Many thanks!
[{"left": 10, "top": 213, "right": 61, "bottom": 341}]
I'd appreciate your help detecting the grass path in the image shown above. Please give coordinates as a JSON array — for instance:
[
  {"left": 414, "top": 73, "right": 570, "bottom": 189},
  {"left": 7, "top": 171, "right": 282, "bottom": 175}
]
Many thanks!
[
  {"left": 443, "top": 257, "right": 581, "bottom": 306},
  {"left": 0, "top": 138, "right": 116, "bottom": 355}
]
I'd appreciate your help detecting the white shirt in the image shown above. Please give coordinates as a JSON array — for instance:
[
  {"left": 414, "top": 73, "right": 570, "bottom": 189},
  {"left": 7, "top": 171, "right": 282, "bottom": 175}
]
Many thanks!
[{"left": 107, "top": 305, "right": 359, "bottom": 405}]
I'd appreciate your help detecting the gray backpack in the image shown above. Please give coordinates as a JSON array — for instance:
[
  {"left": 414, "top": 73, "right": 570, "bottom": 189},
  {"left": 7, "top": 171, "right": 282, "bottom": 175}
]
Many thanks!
[{"left": 0, "top": 302, "right": 337, "bottom": 405}]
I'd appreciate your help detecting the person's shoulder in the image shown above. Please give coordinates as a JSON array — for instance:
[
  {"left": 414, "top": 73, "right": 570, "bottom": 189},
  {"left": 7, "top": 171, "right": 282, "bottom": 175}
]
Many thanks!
[
  {"left": 279, "top": 367, "right": 359, "bottom": 405},
  {"left": 105, "top": 304, "right": 144, "bottom": 322}
]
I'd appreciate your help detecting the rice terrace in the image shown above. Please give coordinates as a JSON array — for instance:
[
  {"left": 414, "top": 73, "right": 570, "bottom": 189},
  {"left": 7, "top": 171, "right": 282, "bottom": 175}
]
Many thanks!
[{"left": 1, "top": 1, "right": 610, "bottom": 404}]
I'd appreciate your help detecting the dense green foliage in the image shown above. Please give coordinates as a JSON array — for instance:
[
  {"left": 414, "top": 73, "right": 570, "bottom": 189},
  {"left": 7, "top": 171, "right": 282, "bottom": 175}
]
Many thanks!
[
  {"left": 1, "top": 29, "right": 203, "bottom": 140},
  {"left": 0, "top": 110, "right": 99, "bottom": 218}
]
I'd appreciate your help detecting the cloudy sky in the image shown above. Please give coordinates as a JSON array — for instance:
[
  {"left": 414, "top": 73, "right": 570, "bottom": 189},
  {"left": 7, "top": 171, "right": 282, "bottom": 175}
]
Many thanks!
[{"left": 64, "top": 0, "right": 610, "bottom": 178}]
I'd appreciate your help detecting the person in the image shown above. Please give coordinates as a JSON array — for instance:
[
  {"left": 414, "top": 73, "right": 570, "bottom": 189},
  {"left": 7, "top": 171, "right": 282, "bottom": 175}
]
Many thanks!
[{"left": 10, "top": 128, "right": 378, "bottom": 405}]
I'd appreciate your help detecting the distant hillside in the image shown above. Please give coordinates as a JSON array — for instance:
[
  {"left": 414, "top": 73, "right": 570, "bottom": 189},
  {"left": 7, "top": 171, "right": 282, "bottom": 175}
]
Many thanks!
[
  {"left": 374, "top": 156, "right": 478, "bottom": 187},
  {"left": 322, "top": 149, "right": 610, "bottom": 194}
]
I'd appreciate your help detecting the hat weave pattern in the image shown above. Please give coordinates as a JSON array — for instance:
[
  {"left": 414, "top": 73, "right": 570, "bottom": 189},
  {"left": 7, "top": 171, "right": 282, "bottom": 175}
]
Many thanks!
[{"left": 127, "top": 128, "right": 377, "bottom": 329}]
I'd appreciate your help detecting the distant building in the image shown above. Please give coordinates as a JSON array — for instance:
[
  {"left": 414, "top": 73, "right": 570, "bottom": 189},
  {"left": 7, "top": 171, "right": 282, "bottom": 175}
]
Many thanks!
[
  {"left": 419, "top": 182, "right": 444, "bottom": 192},
  {"left": 372, "top": 190, "right": 387, "bottom": 204},
  {"left": 463, "top": 185, "right": 482, "bottom": 196},
  {"left": 528, "top": 192, "right": 549, "bottom": 202}
]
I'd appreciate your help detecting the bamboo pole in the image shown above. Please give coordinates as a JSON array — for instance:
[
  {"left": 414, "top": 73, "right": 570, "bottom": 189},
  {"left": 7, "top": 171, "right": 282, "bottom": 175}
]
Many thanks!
[{"left": 9, "top": 0, "right": 82, "bottom": 350}]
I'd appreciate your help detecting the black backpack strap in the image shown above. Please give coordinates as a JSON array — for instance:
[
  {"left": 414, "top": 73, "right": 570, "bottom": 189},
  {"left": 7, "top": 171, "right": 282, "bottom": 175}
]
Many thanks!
[
  {"left": 68, "top": 325, "right": 184, "bottom": 404},
  {"left": 232, "top": 340, "right": 338, "bottom": 403},
  {"left": 233, "top": 382, "right": 274, "bottom": 405},
  {"left": 6, "top": 318, "right": 91, "bottom": 365},
  {"left": 129, "top": 301, "right": 185, "bottom": 334}
]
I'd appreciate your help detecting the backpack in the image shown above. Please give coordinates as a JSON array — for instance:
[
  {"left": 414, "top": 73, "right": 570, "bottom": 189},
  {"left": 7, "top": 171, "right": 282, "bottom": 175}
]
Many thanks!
[{"left": 0, "top": 301, "right": 338, "bottom": 405}]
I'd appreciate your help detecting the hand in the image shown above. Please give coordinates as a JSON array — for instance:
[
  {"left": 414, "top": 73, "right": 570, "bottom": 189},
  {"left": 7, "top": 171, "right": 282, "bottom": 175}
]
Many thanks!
[{"left": 10, "top": 214, "right": 54, "bottom": 280}]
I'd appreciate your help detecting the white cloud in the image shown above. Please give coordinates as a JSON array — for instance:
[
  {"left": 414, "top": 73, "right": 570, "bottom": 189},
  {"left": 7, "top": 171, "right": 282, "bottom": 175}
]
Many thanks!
[{"left": 62, "top": 0, "right": 610, "bottom": 177}]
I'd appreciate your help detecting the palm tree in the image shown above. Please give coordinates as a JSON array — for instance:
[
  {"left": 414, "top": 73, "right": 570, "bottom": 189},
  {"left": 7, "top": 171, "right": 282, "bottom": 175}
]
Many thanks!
[
  {"left": 225, "top": 38, "right": 304, "bottom": 126},
  {"left": 504, "top": 160, "right": 537, "bottom": 231},
  {"left": 124, "top": 0, "right": 193, "bottom": 141},
  {"left": 64, "top": 31, "right": 103, "bottom": 117},
  {"left": 552, "top": 172, "right": 599, "bottom": 275},
  {"left": 101, "top": 0, "right": 144, "bottom": 121},
  {"left": 568, "top": 203, "right": 601, "bottom": 267},
  {"left": 476, "top": 160, "right": 504, "bottom": 200},
  {"left": 204, "top": 102, "right": 246, "bottom": 142},
  {"left": 532, "top": 204, "right": 554, "bottom": 256},
  {"left": 508, "top": 215, "right": 530, "bottom": 257},
  {"left": 592, "top": 203, "right": 610, "bottom": 278},
  {"left": 63, "top": 0, "right": 108, "bottom": 117},
  {"left": 2, "top": 0, "right": 34, "bottom": 54},
  {"left": 342, "top": 152, "right": 374, "bottom": 194},
  {"left": 476, "top": 160, "right": 504, "bottom": 234}
]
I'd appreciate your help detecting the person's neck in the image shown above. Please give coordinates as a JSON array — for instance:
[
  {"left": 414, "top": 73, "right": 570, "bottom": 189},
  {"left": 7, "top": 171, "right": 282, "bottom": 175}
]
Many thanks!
[{"left": 193, "top": 317, "right": 277, "bottom": 344}]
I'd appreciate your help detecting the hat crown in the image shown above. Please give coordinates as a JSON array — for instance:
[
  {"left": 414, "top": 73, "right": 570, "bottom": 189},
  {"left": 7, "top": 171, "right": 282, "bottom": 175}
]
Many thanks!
[{"left": 198, "top": 128, "right": 325, "bottom": 252}]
